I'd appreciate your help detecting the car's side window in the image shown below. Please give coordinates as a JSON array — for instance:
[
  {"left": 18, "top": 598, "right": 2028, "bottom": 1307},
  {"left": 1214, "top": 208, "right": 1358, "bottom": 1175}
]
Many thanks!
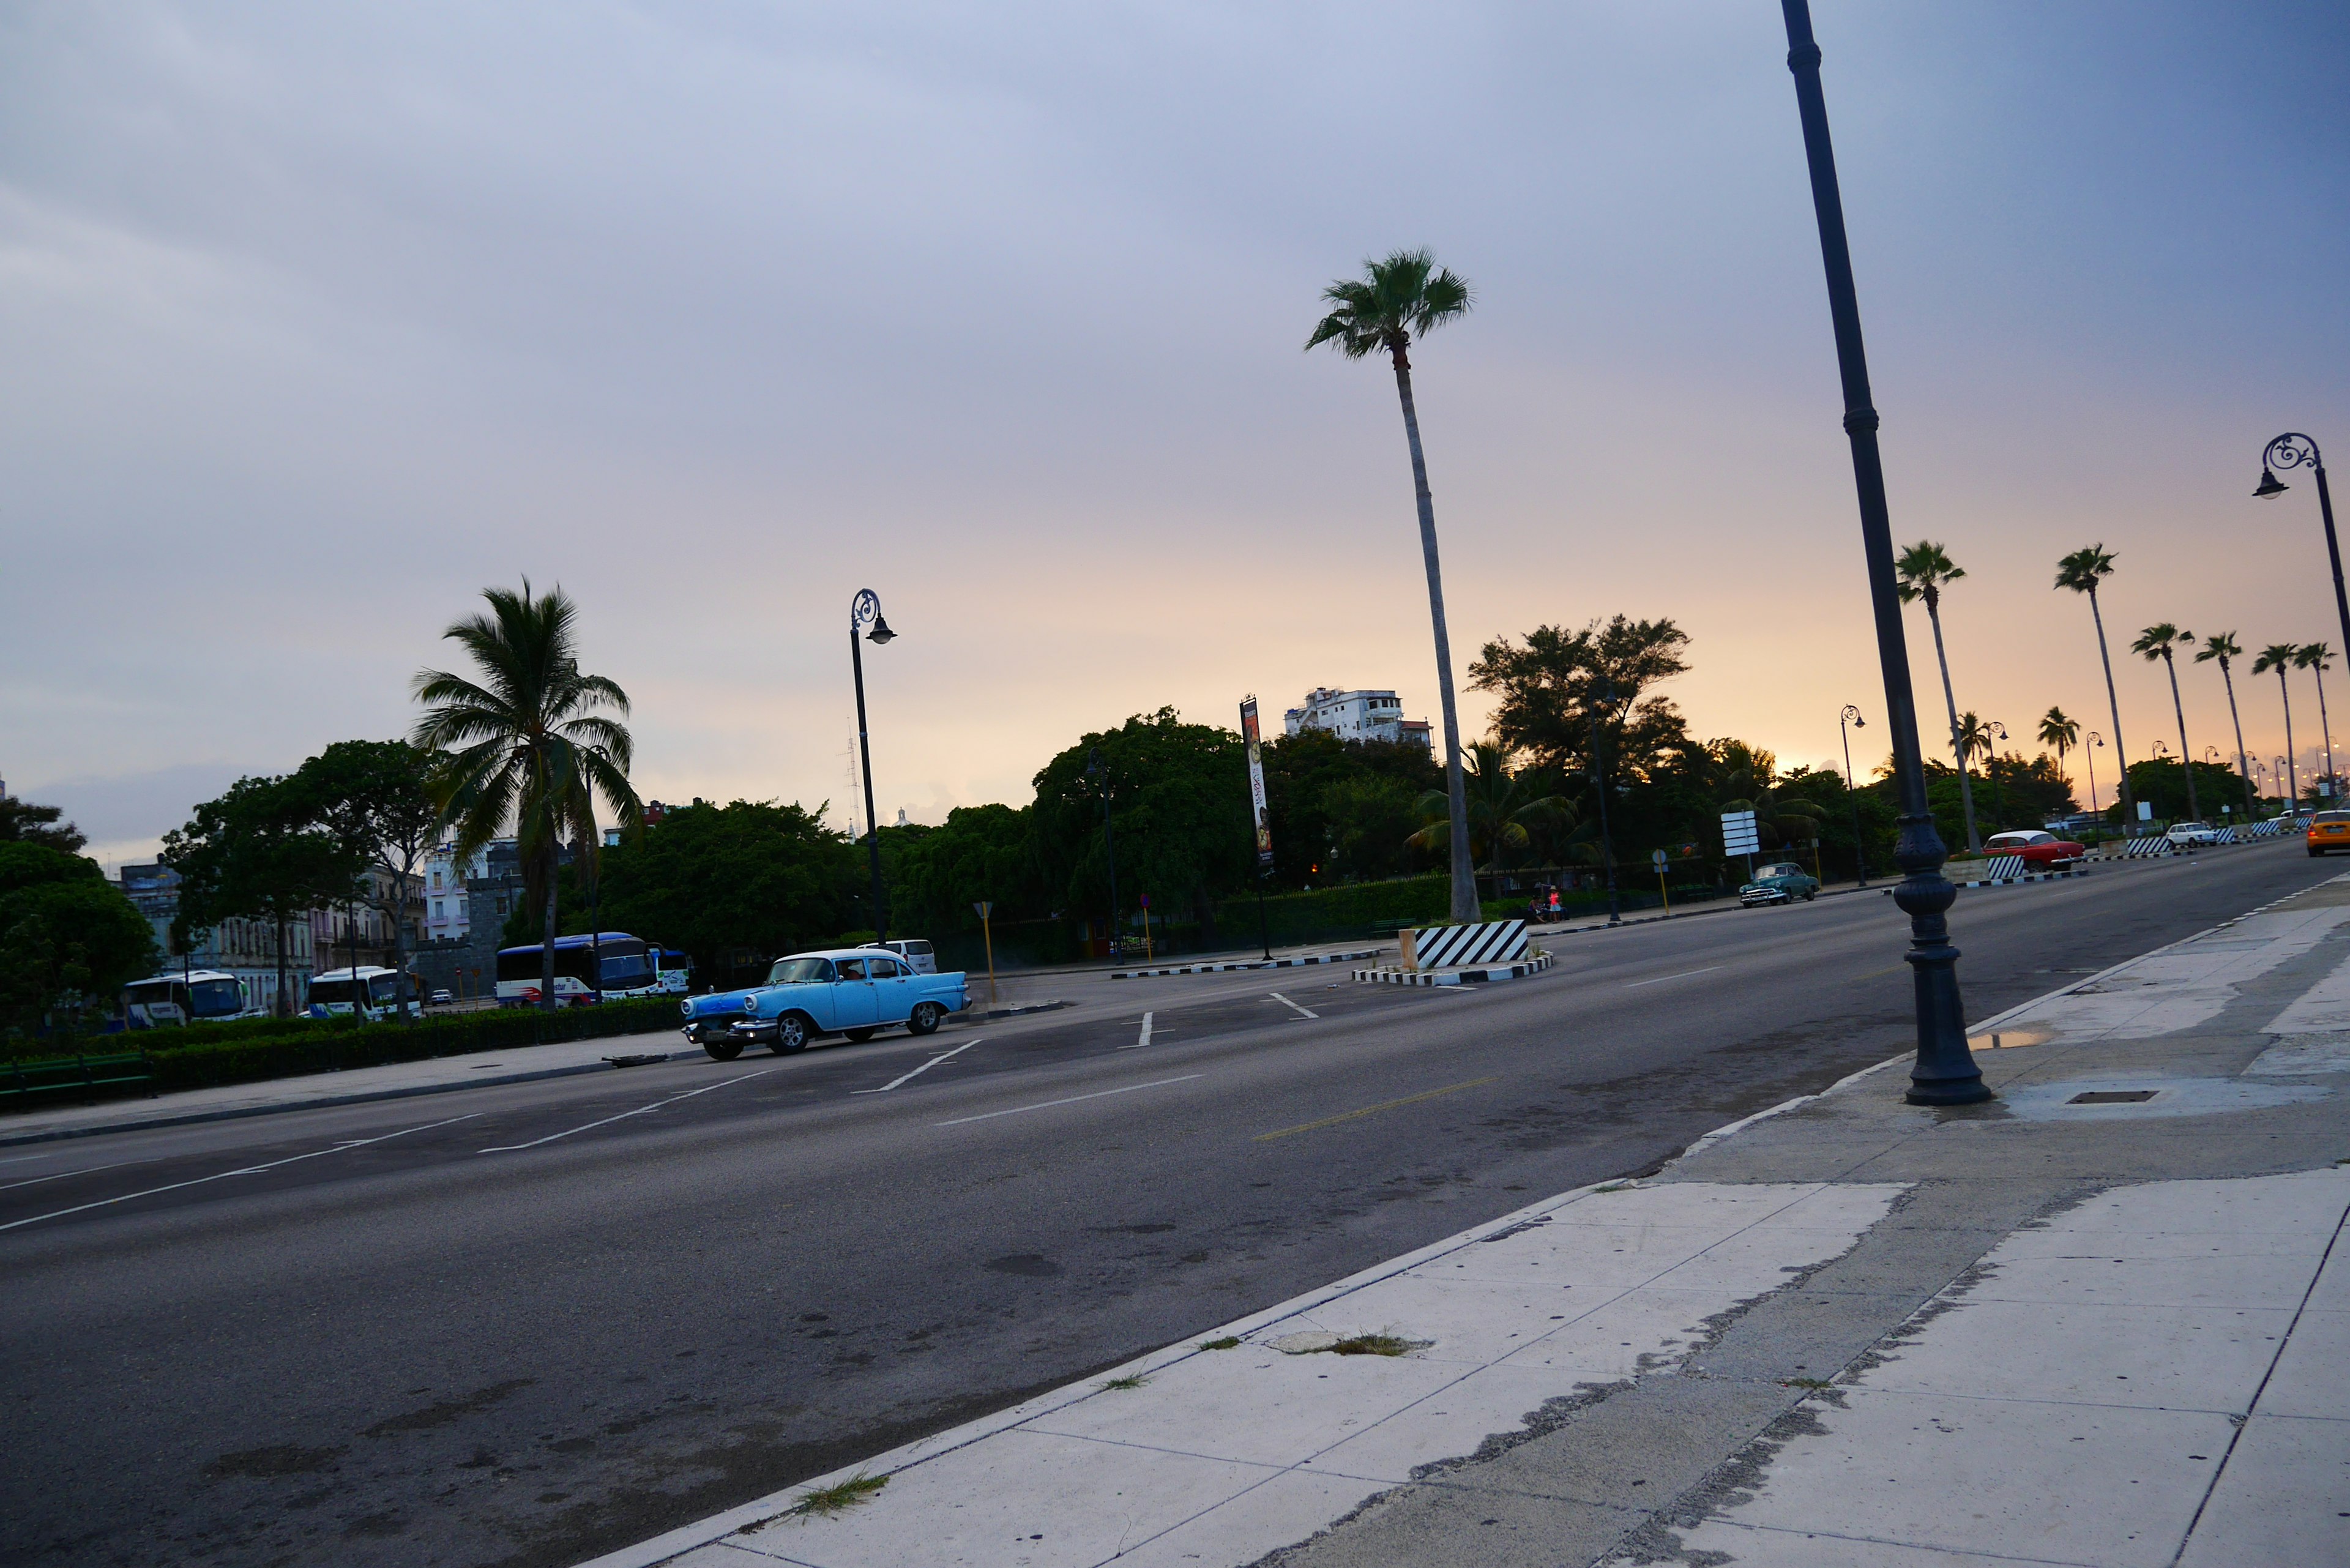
[
  {"left": 870, "top": 958, "right": 901, "bottom": 978},
  {"left": 837, "top": 958, "right": 867, "bottom": 981}
]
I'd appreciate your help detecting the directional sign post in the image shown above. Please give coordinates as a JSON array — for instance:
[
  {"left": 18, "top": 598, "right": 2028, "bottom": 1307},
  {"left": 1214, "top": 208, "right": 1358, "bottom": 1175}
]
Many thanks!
[
  {"left": 972, "top": 901, "right": 998, "bottom": 1005},
  {"left": 1651, "top": 848, "right": 1672, "bottom": 917},
  {"left": 1721, "top": 809, "right": 1761, "bottom": 881}
]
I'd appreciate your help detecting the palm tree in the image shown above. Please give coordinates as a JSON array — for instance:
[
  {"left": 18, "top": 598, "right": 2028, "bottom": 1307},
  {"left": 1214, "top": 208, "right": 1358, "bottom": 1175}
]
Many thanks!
[
  {"left": 1309, "top": 248, "right": 1480, "bottom": 924},
  {"left": 2037, "top": 707, "right": 2078, "bottom": 795},
  {"left": 2254, "top": 643, "right": 2302, "bottom": 808},
  {"left": 1406, "top": 742, "right": 1570, "bottom": 886},
  {"left": 2054, "top": 547, "right": 2135, "bottom": 831},
  {"left": 1894, "top": 540, "right": 1981, "bottom": 852},
  {"left": 412, "top": 582, "right": 643, "bottom": 1011},
  {"left": 2131, "top": 623, "right": 2199, "bottom": 824},
  {"left": 2297, "top": 643, "right": 2337, "bottom": 804},
  {"left": 1714, "top": 742, "right": 1826, "bottom": 854},
  {"left": 2193, "top": 632, "right": 2257, "bottom": 819}
]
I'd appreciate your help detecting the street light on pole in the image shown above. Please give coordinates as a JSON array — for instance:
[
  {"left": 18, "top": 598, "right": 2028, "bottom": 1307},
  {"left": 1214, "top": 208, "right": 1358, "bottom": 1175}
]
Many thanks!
[
  {"left": 1839, "top": 704, "right": 1868, "bottom": 887},
  {"left": 1588, "top": 681, "right": 1622, "bottom": 927},
  {"left": 849, "top": 589, "right": 896, "bottom": 944},
  {"left": 1087, "top": 746, "right": 1122, "bottom": 960},
  {"left": 2256, "top": 435, "right": 2350, "bottom": 666},
  {"left": 1983, "top": 719, "right": 2009, "bottom": 829},
  {"left": 1778, "top": 0, "right": 1988, "bottom": 1105},
  {"left": 2086, "top": 731, "right": 2105, "bottom": 818}
]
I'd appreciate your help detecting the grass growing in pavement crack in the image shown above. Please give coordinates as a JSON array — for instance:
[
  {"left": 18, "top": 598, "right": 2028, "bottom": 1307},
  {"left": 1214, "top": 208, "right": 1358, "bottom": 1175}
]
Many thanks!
[
  {"left": 1594, "top": 1181, "right": 1636, "bottom": 1193},
  {"left": 1781, "top": 1376, "right": 1833, "bottom": 1390},
  {"left": 781, "top": 1474, "right": 886, "bottom": 1520},
  {"left": 1324, "top": 1334, "right": 1419, "bottom": 1357},
  {"left": 1102, "top": 1374, "right": 1151, "bottom": 1390},
  {"left": 1199, "top": 1337, "right": 1242, "bottom": 1351}
]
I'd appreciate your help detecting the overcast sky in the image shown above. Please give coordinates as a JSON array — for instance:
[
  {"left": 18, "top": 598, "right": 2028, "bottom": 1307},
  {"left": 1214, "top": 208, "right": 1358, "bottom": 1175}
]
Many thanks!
[{"left": 6, "top": 1, "right": 2347, "bottom": 867}]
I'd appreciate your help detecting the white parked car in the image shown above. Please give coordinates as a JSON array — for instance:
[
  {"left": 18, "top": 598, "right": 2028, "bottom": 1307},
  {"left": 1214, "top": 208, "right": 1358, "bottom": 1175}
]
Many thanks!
[
  {"left": 2166, "top": 821, "right": 2221, "bottom": 847},
  {"left": 875, "top": 938, "right": 938, "bottom": 975}
]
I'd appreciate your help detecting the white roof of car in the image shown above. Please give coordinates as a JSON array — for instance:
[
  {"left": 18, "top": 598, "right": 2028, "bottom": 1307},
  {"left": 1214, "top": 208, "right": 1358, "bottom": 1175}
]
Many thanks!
[
  {"left": 785, "top": 949, "right": 911, "bottom": 963},
  {"left": 1988, "top": 831, "right": 2051, "bottom": 843}
]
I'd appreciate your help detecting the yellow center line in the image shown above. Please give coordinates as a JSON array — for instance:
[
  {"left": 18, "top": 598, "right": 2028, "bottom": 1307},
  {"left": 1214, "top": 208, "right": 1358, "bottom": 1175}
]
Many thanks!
[{"left": 1253, "top": 1077, "right": 1500, "bottom": 1143}]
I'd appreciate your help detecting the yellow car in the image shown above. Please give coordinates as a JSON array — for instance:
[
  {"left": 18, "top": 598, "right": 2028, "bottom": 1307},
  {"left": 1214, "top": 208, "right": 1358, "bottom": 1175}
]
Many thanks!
[{"left": 2309, "top": 811, "right": 2350, "bottom": 856}]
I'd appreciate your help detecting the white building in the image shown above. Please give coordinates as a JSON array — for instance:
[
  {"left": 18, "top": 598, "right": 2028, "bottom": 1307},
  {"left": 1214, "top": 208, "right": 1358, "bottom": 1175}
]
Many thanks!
[
  {"left": 422, "top": 841, "right": 500, "bottom": 943},
  {"left": 116, "top": 862, "right": 315, "bottom": 1014},
  {"left": 1282, "top": 687, "right": 1433, "bottom": 749}
]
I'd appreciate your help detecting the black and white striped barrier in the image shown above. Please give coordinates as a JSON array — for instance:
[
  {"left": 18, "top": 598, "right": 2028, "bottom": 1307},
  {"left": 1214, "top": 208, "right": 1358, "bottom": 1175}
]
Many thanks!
[
  {"left": 1401, "top": 920, "right": 1529, "bottom": 968},
  {"left": 1985, "top": 854, "right": 2027, "bottom": 878},
  {"left": 1354, "top": 953, "right": 1554, "bottom": 987},
  {"left": 1945, "top": 867, "right": 2092, "bottom": 889},
  {"left": 1112, "top": 949, "right": 1379, "bottom": 979}
]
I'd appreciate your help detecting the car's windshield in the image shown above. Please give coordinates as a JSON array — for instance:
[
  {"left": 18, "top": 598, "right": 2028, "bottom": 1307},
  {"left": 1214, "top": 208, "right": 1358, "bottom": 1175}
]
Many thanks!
[{"left": 765, "top": 957, "right": 834, "bottom": 984}]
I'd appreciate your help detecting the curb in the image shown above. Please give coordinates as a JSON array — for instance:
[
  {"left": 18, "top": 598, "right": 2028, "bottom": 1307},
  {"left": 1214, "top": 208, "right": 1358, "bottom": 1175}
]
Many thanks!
[
  {"left": 1111, "top": 949, "right": 1380, "bottom": 980},
  {"left": 1352, "top": 953, "right": 1555, "bottom": 987},
  {"left": 1948, "top": 867, "right": 2092, "bottom": 889},
  {"left": 0, "top": 1045, "right": 709, "bottom": 1149},
  {"left": 958, "top": 1001, "right": 1072, "bottom": 1021}
]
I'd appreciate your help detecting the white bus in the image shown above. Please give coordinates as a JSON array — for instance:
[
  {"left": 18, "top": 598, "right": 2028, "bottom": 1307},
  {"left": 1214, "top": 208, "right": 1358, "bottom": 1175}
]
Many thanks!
[
  {"left": 307, "top": 966, "right": 422, "bottom": 1021},
  {"left": 121, "top": 970, "right": 262, "bottom": 1028},
  {"left": 496, "top": 933, "right": 658, "bottom": 1006}
]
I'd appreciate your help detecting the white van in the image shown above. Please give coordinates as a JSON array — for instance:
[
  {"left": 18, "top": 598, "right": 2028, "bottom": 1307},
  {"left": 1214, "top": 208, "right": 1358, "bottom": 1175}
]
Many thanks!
[{"left": 876, "top": 938, "right": 938, "bottom": 975}]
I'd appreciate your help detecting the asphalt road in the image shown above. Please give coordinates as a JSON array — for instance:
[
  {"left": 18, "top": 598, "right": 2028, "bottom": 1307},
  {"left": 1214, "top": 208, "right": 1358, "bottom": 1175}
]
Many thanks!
[{"left": 1, "top": 845, "right": 2330, "bottom": 1568}]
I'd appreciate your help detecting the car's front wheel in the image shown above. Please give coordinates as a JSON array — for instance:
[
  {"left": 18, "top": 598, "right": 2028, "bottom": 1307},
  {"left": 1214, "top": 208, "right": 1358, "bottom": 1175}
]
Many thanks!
[
  {"left": 773, "top": 1014, "right": 810, "bottom": 1055},
  {"left": 704, "top": 1036, "right": 744, "bottom": 1062},
  {"left": 909, "top": 1001, "right": 944, "bottom": 1036}
]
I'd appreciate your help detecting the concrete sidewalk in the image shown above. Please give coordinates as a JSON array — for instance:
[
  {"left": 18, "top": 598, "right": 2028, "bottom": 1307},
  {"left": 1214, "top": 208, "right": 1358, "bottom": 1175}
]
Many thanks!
[{"left": 586, "top": 875, "right": 2350, "bottom": 1568}]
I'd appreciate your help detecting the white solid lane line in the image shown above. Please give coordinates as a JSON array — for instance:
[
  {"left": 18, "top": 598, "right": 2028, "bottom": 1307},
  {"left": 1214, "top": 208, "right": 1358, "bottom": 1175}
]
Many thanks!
[
  {"left": 1123, "top": 1012, "right": 1154, "bottom": 1050},
  {"left": 935, "top": 1075, "right": 1203, "bottom": 1127},
  {"left": 0, "top": 1113, "right": 482, "bottom": 1234},
  {"left": 478, "top": 1070, "right": 774, "bottom": 1152},
  {"left": 1270, "top": 991, "right": 1319, "bottom": 1020},
  {"left": 0, "top": 1156, "right": 159, "bottom": 1193},
  {"left": 852, "top": 1038, "right": 985, "bottom": 1094},
  {"left": 1625, "top": 965, "right": 1726, "bottom": 988}
]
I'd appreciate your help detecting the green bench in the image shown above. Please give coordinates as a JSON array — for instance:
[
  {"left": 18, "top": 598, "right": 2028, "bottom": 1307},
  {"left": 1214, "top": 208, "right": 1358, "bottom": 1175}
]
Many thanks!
[{"left": 0, "top": 1051, "right": 155, "bottom": 1104}]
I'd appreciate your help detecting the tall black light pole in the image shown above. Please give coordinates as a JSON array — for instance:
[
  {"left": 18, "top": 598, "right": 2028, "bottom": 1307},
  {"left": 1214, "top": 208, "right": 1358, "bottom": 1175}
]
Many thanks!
[
  {"left": 1839, "top": 704, "right": 1868, "bottom": 887},
  {"left": 1587, "top": 682, "right": 1621, "bottom": 926},
  {"left": 849, "top": 589, "right": 897, "bottom": 943},
  {"left": 2256, "top": 436, "right": 2350, "bottom": 662},
  {"left": 1779, "top": 0, "right": 1988, "bottom": 1105},
  {"left": 1984, "top": 719, "right": 2009, "bottom": 828},
  {"left": 2086, "top": 731, "right": 2104, "bottom": 818},
  {"left": 1088, "top": 746, "right": 1121, "bottom": 959}
]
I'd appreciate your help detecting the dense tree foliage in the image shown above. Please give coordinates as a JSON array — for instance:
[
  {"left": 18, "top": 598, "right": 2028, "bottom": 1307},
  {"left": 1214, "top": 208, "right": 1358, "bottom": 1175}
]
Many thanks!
[
  {"left": 299, "top": 739, "right": 439, "bottom": 1018},
  {"left": 162, "top": 775, "right": 357, "bottom": 1016},
  {"left": 1031, "top": 708, "right": 1253, "bottom": 933},
  {"left": 0, "top": 840, "right": 158, "bottom": 1040},
  {"left": 0, "top": 797, "right": 88, "bottom": 853}
]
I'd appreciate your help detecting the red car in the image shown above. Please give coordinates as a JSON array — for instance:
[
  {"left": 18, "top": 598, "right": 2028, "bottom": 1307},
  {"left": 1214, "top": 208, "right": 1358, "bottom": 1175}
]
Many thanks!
[{"left": 1986, "top": 829, "right": 2086, "bottom": 867}]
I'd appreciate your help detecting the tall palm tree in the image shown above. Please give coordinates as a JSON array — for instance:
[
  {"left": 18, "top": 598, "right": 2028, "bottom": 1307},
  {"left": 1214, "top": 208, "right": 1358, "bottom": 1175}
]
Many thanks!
[
  {"left": 2297, "top": 643, "right": 2337, "bottom": 804},
  {"left": 1308, "top": 249, "right": 1480, "bottom": 924},
  {"left": 1406, "top": 742, "right": 1569, "bottom": 883},
  {"left": 412, "top": 582, "right": 642, "bottom": 1011},
  {"left": 2054, "top": 547, "right": 2135, "bottom": 831},
  {"left": 2254, "top": 643, "right": 2302, "bottom": 807},
  {"left": 2037, "top": 707, "right": 2078, "bottom": 794},
  {"left": 1894, "top": 540, "right": 1981, "bottom": 852},
  {"left": 2193, "top": 632, "right": 2257, "bottom": 819},
  {"left": 2131, "top": 623, "right": 2199, "bottom": 824}
]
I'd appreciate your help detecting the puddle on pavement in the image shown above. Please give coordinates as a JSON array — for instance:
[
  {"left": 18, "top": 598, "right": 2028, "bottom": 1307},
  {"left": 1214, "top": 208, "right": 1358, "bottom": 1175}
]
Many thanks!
[{"left": 1967, "top": 1028, "right": 2053, "bottom": 1051}]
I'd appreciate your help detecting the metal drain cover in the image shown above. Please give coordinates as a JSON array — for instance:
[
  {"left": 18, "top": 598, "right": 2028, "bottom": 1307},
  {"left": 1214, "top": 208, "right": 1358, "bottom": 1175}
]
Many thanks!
[{"left": 2068, "top": 1089, "right": 2158, "bottom": 1105}]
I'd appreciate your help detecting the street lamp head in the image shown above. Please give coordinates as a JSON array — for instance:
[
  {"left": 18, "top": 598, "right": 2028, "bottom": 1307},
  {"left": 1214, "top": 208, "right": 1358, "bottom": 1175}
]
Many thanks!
[
  {"left": 867, "top": 613, "right": 897, "bottom": 646},
  {"left": 2254, "top": 467, "right": 2289, "bottom": 501}
]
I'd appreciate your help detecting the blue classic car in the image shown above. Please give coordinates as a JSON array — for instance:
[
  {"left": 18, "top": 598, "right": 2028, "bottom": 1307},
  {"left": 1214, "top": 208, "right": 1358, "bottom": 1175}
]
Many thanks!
[
  {"left": 679, "top": 985, "right": 764, "bottom": 1049},
  {"left": 699, "top": 948, "right": 969, "bottom": 1060}
]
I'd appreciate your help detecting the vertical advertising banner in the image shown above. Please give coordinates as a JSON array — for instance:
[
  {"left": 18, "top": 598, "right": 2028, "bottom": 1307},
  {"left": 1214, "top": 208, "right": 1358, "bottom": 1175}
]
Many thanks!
[{"left": 1240, "top": 696, "right": 1274, "bottom": 871}]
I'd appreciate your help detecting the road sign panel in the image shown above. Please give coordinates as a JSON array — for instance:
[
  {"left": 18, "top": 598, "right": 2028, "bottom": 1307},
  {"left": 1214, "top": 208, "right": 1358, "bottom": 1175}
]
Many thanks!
[
  {"left": 972, "top": 901, "right": 993, "bottom": 919},
  {"left": 1651, "top": 849, "right": 1668, "bottom": 870}
]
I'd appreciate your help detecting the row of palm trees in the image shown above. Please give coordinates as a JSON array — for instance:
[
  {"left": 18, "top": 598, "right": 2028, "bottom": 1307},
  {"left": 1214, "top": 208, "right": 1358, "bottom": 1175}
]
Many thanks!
[{"left": 1895, "top": 539, "right": 2335, "bottom": 850}]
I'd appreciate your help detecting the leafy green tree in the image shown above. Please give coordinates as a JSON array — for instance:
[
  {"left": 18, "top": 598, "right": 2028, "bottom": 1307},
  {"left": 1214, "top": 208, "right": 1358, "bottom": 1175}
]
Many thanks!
[
  {"left": 884, "top": 803, "right": 1048, "bottom": 937},
  {"left": 1713, "top": 742, "right": 1826, "bottom": 851},
  {"left": 1895, "top": 540, "right": 1981, "bottom": 853},
  {"left": 2037, "top": 707, "right": 2080, "bottom": 798},
  {"left": 298, "top": 739, "right": 439, "bottom": 1020},
  {"left": 2054, "top": 545, "right": 2135, "bottom": 829},
  {"left": 0, "top": 797, "right": 87, "bottom": 853},
  {"left": 2131, "top": 623, "right": 2200, "bottom": 823},
  {"left": 160, "top": 775, "right": 354, "bottom": 1016},
  {"left": 0, "top": 842, "right": 158, "bottom": 1042},
  {"left": 2192, "top": 633, "right": 2258, "bottom": 818},
  {"left": 1307, "top": 248, "right": 1479, "bottom": 923},
  {"left": 1471, "top": 616, "right": 1696, "bottom": 786},
  {"left": 412, "top": 583, "right": 642, "bottom": 1011},
  {"left": 1405, "top": 743, "right": 1572, "bottom": 878},
  {"left": 1031, "top": 709, "right": 1253, "bottom": 938},
  {"left": 1318, "top": 774, "right": 1427, "bottom": 884},
  {"left": 2253, "top": 643, "right": 2303, "bottom": 805},
  {"left": 1256, "top": 729, "right": 1441, "bottom": 887}
]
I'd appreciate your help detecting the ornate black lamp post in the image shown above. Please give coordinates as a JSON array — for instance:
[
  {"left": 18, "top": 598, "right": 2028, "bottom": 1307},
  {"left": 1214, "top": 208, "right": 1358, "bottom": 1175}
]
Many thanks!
[
  {"left": 1587, "top": 681, "right": 1622, "bottom": 927},
  {"left": 1983, "top": 720, "right": 2009, "bottom": 828},
  {"left": 2086, "top": 731, "right": 2105, "bottom": 817},
  {"left": 1779, "top": 0, "right": 1988, "bottom": 1105},
  {"left": 1839, "top": 704, "right": 1868, "bottom": 887},
  {"left": 849, "top": 589, "right": 896, "bottom": 943},
  {"left": 2257, "top": 435, "right": 2349, "bottom": 664}
]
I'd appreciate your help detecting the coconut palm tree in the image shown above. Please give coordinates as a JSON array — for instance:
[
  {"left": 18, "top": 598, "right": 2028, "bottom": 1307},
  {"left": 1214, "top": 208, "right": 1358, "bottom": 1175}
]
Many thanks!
[
  {"left": 2037, "top": 707, "right": 2078, "bottom": 793},
  {"left": 2297, "top": 643, "right": 2337, "bottom": 804},
  {"left": 1406, "top": 742, "right": 1570, "bottom": 886},
  {"left": 2254, "top": 643, "right": 2302, "bottom": 807},
  {"left": 412, "top": 581, "right": 643, "bottom": 1011},
  {"left": 2193, "top": 632, "right": 2257, "bottom": 819},
  {"left": 2131, "top": 623, "right": 2199, "bottom": 824},
  {"left": 1893, "top": 540, "right": 1981, "bottom": 852},
  {"left": 1309, "top": 248, "right": 1479, "bottom": 923},
  {"left": 2054, "top": 547, "right": 2135, "bottom": 831}
]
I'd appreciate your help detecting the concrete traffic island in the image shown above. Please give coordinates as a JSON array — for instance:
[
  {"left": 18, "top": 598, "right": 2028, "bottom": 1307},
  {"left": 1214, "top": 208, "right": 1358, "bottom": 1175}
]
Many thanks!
[{"left": 586, "top": 875, "right": 2350, "bottom": 1568}]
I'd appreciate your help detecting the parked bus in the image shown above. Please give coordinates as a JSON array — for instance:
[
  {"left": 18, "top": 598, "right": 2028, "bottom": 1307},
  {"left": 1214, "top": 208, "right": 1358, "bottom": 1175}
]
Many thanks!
[
  {"left": 655, "top": 949, "right": 693, "bottom": 995},
  {"left": 307, "top": 966, "right": 422, "bottom": 1021},
  {"left": 495, "top": 932, "right": 658, "bottom": 1005},
  {"left": 121, "top": 970, "right": 259, "bottom": 1027}
]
